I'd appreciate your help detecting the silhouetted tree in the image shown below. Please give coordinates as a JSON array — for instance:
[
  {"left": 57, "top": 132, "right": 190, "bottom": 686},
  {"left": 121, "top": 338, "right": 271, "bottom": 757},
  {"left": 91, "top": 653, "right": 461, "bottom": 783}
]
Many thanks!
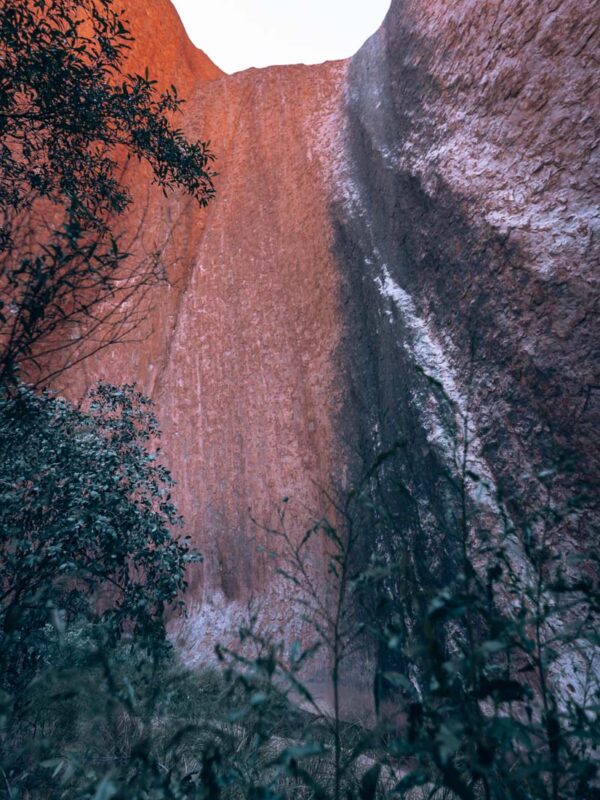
[{"left": 0, "top": 0, "right": 216, "bottom": 384}]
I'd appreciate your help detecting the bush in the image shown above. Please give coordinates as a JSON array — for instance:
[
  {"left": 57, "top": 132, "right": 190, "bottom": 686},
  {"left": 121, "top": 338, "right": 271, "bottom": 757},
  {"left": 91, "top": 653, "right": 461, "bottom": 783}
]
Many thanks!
[{"left": 0, "top": 382, "right": 199, "bottom": 687}]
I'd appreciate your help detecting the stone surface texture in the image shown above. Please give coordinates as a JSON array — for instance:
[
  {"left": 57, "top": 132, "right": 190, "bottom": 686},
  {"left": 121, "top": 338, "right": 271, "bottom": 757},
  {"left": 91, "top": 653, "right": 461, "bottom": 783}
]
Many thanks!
[{"left": 54, "top": 0, "right": 598, "bottom": 660}]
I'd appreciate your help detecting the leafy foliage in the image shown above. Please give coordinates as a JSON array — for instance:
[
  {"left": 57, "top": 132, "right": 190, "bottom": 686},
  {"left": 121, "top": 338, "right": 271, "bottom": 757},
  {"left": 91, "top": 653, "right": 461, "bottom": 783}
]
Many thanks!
[
  {"left": 0, "top": 382, "right": 197, "bottom": 690},
  {"left": 0, "top": 0, "right": 216, "bottom": 382}
]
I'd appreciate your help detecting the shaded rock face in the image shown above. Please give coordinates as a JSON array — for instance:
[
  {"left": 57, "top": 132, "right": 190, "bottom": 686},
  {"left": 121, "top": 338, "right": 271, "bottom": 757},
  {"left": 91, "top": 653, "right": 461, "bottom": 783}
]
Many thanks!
[
  {"left": 56, "top": 0, "right": 598, "bottom": 661},
  {"left": 336, "top": 0, "right": 599, "bottom": 572}
]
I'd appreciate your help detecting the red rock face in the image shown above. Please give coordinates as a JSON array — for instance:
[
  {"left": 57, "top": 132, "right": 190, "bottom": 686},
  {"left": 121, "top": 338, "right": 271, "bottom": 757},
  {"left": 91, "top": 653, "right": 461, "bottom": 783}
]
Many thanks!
[
  {"left": 122, "top": 0, "right": 223, "bottom": 88},
  {"left": 52, "top": 0, "right": 598, "bottom": 662},
  {"left": 54, "top": 0, "right": 350, "bottom": 654}
]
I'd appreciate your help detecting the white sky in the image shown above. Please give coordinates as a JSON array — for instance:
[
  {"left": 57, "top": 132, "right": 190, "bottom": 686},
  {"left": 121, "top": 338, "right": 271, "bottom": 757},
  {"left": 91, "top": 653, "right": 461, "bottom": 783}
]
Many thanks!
[{"left": 171, "top": 0, "right": 391, "bottom": 74}]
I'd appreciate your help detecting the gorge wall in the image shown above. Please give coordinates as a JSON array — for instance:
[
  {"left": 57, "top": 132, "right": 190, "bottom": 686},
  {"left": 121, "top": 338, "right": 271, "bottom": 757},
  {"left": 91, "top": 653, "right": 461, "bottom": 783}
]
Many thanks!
[{"left": 55, "top": 0, "right": 599, "bottom": 664}]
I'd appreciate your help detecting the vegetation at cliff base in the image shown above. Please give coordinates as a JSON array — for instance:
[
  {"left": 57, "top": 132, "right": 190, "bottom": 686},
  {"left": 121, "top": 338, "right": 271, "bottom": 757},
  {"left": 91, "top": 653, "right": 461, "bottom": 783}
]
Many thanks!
[
  {"left": 0, "top": 384, "right": 201, "bottom": 796},
  {"left": 0, "top": 382, "right": 195, "bottom": 665}
]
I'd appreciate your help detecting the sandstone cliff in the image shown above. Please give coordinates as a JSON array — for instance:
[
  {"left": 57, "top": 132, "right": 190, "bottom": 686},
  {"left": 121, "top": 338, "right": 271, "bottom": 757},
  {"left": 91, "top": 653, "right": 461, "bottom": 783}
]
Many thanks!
[{"left": 55, "top": 0, "right": 598, "bottom": 661}]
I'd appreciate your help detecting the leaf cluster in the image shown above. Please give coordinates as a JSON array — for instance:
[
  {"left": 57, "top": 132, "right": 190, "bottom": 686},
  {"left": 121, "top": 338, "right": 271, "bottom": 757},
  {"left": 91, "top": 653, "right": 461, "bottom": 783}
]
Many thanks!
[
  {"left": 0, "top": 381, "right": 198, "bottom": 694},
  {"left": 0, "top": 0, "right": 216, "bottom": 381}
]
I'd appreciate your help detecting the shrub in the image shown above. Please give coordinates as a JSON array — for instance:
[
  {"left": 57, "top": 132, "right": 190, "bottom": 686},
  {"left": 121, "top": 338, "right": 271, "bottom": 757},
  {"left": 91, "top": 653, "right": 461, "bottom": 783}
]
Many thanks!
[{"left": 0, "top": 382, "right": 198, "bottom": 687}]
